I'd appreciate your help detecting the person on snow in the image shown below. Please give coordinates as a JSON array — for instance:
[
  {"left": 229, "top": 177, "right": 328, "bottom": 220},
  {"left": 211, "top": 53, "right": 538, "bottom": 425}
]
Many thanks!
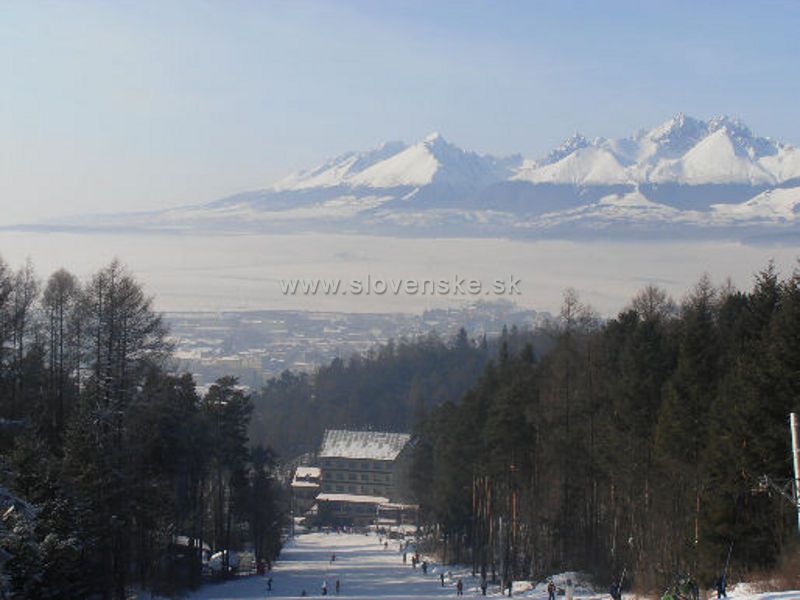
[
  {"left": 480, "top": 575, "right": 488, "bottom": 596},
  {"left": 548, "top": 580, "right": 556, "bottom": 600},
  {"left": 609, "top": 582, "right": 620, "bottom": 600},
  {"left": 330, "top": 553, "right": 336, "bottom": 563},
  {"left": 403, "top": 551, "right": 407, "bottom": 564},
  {"left": 715, "top": 574, "right": 727, "bottom": 599},
  {"left": 440, "top": 572, "right": 445, "bottom": 587},
  {"left": 687, "top": 577, "right": 699, "bottom": 600},
  {"left": 335, "top": 578, "right": 340, "bottom": 595},
  {"left": 456, "top": 578, "right": 464, "bottom": 596},
  {"left": 322, "top": 580, "right": 328, "bottom": 596},
  {"left": 266, "top": 576, "right": 273, "bottom": 592},
  {"left": 422, "top": 561, "right": 428, "bottom": 574}
]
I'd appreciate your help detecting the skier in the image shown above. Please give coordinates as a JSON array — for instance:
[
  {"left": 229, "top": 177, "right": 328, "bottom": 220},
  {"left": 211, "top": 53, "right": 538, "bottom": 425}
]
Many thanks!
[
  {"left": 335, "top": 578, "right": 340, "bottom": 595},
  {"left": 384, "top": 541, "right": 389, "bottom": 550},
  {"left": 506, "top": 578, "right": 513, "bottom": 596},
  {"left": 456, "top": 578, "right": 464, "bottom": 596},
  {"left": 548, "top": 580, "right": 556, "bottom": 600},
  {"left": 330, "top": 553, "right": 336, "bottom": 563},
  {"left": 687, "top": 576, "right": 699, "bottom": 600},
  {"left": 322, "top": 580, "right": 328, "bottom": 596},
  {"left": 267, "top": 576, "right": 273, "bottom": 592},
  {"left": 609, "top": 582, "right": 620, "bottom": 600},
  {"left": 480, "top": 575, "right": 488, "bottom": 596},
  {"left": 715, "top": 574, "right": 727, "bottom": 599},
  {"left": 422, "top": 560, "right": 428, "bottom": 574},
  {"left": 440, "top": 572, "right": 445, "bottom": 587},
  {"left": 411, "top": 556, "right": 417, "bottom": 569}
]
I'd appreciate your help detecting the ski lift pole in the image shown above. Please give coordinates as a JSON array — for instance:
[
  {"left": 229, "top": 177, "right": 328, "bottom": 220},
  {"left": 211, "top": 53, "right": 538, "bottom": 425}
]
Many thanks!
[
  {"left": 617, "top": 566, "right": 626, "bottom": 599},
  {"left": 722, "top": 541, "right": 734, "bottom": 579},
  {"left": 790, "top": 413, "right": 800, "bottom": 535}
]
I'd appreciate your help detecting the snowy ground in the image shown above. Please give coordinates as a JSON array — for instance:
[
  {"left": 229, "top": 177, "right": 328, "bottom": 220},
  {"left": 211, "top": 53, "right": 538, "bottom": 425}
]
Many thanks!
[
  {"left": 182, "top": 532, "right": 800, "bottom": 600},
  {"left": 184, "top": 531, "right": 581, "bottom": 599}
]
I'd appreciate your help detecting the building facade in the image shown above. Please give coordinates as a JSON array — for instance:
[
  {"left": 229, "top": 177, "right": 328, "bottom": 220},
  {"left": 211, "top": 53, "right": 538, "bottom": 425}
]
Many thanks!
[{"left": 315, "top": 430, "right": 415, "bottom": 526}]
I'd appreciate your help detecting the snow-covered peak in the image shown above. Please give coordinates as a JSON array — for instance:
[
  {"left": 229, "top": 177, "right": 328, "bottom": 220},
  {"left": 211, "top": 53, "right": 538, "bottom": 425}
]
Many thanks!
[
  {"left": 644, "top": 113, "right": 708, "bottom": 158},
  {"left": 351, "top": 132, "right": 511, "bottom": 188},
  {"left": 274, "top": 132, "right": 513, "bottom": 190},
  {"left": 423, "top": 131, "right": 444, "bottom": 144},
  {"left": 539, "top": 132, "right": 590, "bottom": 166},
  {"left": 273, "top": 141, "right": 407, "bottom": 191},
  {"left": 707, "top": 115, "right": 779, "bottom": 158}
]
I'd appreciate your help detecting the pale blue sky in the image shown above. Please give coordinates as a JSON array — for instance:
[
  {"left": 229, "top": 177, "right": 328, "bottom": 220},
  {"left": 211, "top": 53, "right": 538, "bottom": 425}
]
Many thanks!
[{"left": 1, "top": 0, "right": 799, "bottom": 222}]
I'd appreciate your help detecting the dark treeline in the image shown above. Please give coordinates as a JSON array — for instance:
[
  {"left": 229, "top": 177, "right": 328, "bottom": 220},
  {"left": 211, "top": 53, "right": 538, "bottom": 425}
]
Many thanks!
[
  {"left": 250, "top": 327, "right": 552, "bottom": 459},
  {"left": 0, "top": 257, "right": 282, "bottom": 599},
  {"left": 412, "top": 265, "right": 800, "bottom": 592}
]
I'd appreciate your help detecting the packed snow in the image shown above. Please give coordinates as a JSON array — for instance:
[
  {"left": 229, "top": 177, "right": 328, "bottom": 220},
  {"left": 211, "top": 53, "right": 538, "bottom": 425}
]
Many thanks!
[{"left": 179, "top": 532, "right": 800, "bottom": 600}]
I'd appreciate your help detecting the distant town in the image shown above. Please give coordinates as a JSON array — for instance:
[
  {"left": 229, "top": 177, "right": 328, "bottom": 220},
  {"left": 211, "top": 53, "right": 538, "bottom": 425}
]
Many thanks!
[{"left": 166, "top": 300, "right": 548, "bottom": 389}]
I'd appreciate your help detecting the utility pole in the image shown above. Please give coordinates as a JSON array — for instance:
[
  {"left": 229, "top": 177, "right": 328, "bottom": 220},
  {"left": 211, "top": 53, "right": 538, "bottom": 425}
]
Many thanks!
[{"left": 790, "top": 413, "right": 800, "bottom": 535}]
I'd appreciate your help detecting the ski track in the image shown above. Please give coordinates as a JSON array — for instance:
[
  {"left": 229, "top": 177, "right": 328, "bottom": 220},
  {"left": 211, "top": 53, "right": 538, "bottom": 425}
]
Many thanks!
[{"left": 180, "top": 532, "right": 799, "bottom": 599}]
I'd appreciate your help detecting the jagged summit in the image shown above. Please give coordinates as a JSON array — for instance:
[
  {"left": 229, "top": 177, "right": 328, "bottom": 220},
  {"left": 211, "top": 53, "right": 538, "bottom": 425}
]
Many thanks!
[
  {"left": 539, "top": 132, "right": 590, "bottom": 166},
  {"left": 422, "top": 131, "right": 445, "bottom": 144}
]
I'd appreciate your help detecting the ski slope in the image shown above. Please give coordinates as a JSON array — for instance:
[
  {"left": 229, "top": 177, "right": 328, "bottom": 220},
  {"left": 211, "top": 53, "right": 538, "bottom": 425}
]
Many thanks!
[{"left": 183, "top": 532, "right": 799, "bottom": 599}]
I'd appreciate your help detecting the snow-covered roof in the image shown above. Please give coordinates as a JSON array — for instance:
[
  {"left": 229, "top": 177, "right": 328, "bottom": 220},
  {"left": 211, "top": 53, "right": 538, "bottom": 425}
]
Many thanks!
[
  {"left": 317, "top": 493, "right": 389, "bottom": 505},
  {"left": 295, "top": 466, "right": 320, "bottom": 478},
  {"left": 377, "top": 502, "right": 419, "bottom": 511},
  {"left": 291, "top": 480, "right": 320, "bottom": 489},
  {"left": 319, "top": 430, "right": 411, "bottom": 461}
]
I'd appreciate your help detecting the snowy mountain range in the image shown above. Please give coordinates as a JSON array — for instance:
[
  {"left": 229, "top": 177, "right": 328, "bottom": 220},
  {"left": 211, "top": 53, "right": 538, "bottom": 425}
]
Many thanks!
[{"left": 43, "top": 115, "right": 800, "bottom": 241}]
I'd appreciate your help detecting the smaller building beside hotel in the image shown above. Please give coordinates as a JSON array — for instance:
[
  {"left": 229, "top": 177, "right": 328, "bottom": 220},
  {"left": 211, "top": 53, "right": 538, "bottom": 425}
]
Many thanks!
[{"left": 291, "top": 466, "right": 321, "bottom": 519}]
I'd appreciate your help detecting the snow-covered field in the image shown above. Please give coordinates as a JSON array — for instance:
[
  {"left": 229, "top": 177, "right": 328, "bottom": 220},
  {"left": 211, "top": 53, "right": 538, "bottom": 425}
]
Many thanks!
[
  {"left": 180, "top": 532, "right": 799, "bottom": 600},
  {"left": 183, "top": 531, "right": 588, "bottom": 599}
]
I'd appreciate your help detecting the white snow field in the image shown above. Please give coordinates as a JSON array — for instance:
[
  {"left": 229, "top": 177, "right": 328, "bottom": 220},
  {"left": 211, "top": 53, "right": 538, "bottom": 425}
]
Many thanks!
[
  {"left": 184, "top": 531, "right": 560, "bottom": 599},
  {"left": 182, "top": 532, "right": 799, "bottom": 600}
]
